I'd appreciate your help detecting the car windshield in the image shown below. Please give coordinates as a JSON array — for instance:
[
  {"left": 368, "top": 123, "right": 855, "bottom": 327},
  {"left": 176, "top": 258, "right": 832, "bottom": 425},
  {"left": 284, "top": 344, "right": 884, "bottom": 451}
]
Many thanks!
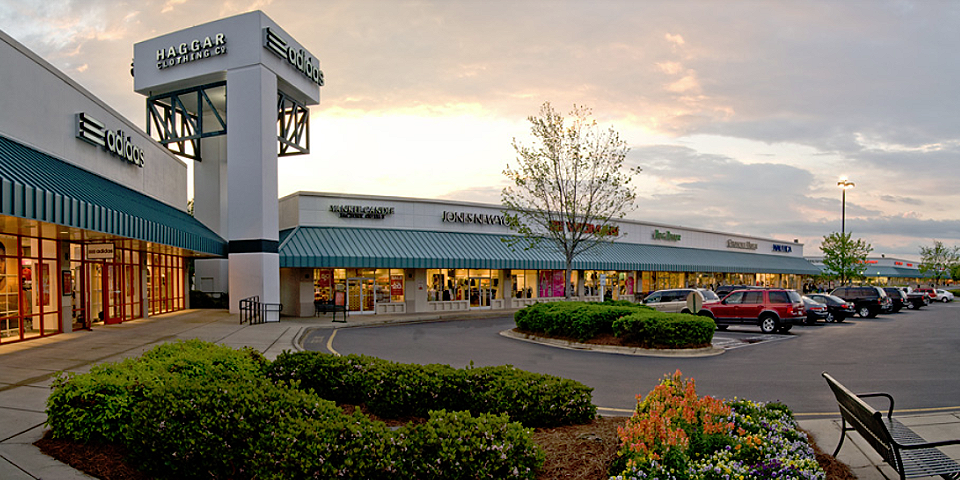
[
  {"left": 700, "top": 290, "right": 720, "bottom": 301},
  {"left": 787, "top": 290, "right": 802, "bottom": 302},
  {"left": 822, "top": 295, "right": 845, "bottom": 303}
]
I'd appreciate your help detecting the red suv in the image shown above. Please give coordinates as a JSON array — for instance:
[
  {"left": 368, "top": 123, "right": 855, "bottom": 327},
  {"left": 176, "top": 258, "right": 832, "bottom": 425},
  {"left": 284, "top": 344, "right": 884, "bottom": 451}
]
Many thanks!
[{"left": 699, "top": 288, "right": 806, "bottom": 334}]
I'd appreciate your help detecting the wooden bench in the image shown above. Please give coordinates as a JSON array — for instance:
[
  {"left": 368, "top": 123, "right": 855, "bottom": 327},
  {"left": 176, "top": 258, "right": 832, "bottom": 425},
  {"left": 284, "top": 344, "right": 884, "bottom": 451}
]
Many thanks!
[
  {"left": 314, "top": 301, "right": 347, "bottom": 323},
  {"left": 823, "top": 372, "right": 960, "bottom": 479}
]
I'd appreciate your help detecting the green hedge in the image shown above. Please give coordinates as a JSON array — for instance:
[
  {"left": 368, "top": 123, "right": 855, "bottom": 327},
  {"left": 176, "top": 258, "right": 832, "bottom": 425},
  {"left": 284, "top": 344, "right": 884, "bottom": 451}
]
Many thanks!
[
  {"left": 514, "top": 301, "right": 712, "bottom": 348},
  {"left": 396, "top": 410, "right": 544, "bottom": 479},
  {"left": 47, "top": 341, "right": 547, "bottom": 479},
  {"left": 126, "top": 375, "right": 395, "bottom": 479},
  {"left": 46, "top": 339, "right": 267, "bottom": 443},
  {"left": 612, "top": 311, "right": 715, "bottom": 348},
  {"left": 265, "top": 352, "right": 596, "bottom": 427},
  {"left": 514, "top": 301, "right": 649, "bottom": 341}
]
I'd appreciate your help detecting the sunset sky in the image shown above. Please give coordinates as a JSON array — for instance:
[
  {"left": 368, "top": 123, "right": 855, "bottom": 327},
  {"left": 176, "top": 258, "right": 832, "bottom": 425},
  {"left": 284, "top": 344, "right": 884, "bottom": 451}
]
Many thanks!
[{"left": 2, "top": 0, "right": 959, "bottom": 261}]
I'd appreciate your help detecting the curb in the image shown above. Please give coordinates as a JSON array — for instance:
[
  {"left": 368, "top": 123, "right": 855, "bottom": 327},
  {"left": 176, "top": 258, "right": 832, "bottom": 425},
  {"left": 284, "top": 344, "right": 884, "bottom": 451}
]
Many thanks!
[{"left": 499, "top": 329, "right": 725, "bottom": 357}]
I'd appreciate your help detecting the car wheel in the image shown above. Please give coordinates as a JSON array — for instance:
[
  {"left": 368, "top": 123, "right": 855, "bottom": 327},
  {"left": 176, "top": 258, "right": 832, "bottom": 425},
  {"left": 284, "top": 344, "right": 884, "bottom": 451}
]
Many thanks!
[
  {"left": 942, "top": 297, "right": 950, "bottom": 303},
  {"left": 715, "top": 324, "right": 728, "bottom": 330},
  {"left": 858, "top": 306, "right": 872, "bottom": 318},
  {"left": 825, "top": 312, "right": 835, "bottom": 323},
  {"left": 759, "top": 315, "right": 779, "bottom": 334},
  {"left": 907, "top": 302, "right": 916, "bottom": 310}
]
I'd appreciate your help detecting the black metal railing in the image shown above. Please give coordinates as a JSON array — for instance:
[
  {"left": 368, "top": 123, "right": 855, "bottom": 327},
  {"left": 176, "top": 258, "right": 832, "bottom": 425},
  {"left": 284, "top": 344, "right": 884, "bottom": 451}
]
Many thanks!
[{"left": 239, "top": 296, "right": 283, "bottom": 325}]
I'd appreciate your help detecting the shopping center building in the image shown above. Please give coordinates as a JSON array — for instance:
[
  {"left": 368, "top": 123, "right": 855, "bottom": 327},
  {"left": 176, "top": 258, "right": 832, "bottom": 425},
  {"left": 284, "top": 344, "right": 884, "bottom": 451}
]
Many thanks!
[
  {"left": 277, "top": 192, "right": 821, "bottom": 316},
  {"left": 0, "top": 11, "right": 823, "bottom": 344}
]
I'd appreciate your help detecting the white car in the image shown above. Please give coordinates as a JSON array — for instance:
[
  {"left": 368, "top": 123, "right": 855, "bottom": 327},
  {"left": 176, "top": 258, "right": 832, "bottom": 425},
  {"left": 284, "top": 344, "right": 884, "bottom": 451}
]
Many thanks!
[
  {"left": 642, "top": 288, "right": 720, "bottom": 314},
  {"left": 935, "top": 289, "right": 955, "bottom": 303}
]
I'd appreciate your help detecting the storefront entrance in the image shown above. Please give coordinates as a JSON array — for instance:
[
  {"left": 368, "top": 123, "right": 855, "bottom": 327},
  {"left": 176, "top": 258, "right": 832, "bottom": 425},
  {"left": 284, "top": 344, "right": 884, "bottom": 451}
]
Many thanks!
[
  {"left": 88, "top": 263, "right": 123, "bottom": 324},
  {"left": 346, "top": 277, "right": 375, "bottom": 314},
  {"left": 469, "top": 277, "right": 493, "bottom": 308}
]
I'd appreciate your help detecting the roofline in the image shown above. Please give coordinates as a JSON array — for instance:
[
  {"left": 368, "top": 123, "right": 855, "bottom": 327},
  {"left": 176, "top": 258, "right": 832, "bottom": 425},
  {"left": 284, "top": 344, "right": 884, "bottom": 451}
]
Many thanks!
[{"left": 281, "top": 190, "right": 806, "bottom": 247}]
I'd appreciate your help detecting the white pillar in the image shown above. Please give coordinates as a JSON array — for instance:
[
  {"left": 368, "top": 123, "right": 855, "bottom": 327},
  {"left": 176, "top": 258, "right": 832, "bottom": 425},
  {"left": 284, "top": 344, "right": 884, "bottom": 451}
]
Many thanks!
[
  {"left": 226, "top": 64, "right": 280, "bottom": 313},
  {"left": 194, "top": 134, "right": 229, "bottom": 294}
]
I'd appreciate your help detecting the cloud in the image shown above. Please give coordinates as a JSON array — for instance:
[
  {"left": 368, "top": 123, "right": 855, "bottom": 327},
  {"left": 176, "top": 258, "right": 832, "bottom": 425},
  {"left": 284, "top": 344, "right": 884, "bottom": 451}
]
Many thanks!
[{"left": 3, "top": 0, "right": 960, "bottom": 262}]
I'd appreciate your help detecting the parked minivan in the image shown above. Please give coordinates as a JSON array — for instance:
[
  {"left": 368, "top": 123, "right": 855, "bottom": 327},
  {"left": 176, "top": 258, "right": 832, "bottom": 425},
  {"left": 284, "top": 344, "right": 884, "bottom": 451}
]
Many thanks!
[
  {"left": 830, "top": 286, "right": 890, "bottom": 318},
  {"left": 642, "top": 288, "right": 720, "bottom": 314}
]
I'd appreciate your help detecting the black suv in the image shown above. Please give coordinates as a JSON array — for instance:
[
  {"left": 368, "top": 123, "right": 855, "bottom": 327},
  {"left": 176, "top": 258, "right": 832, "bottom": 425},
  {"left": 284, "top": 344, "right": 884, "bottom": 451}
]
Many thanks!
[
  {"left": 830, "top": 286, "right": 891, "bottom": 318},
  {"left": 881, "top": 287, "right": 907, "bottom": 313}
]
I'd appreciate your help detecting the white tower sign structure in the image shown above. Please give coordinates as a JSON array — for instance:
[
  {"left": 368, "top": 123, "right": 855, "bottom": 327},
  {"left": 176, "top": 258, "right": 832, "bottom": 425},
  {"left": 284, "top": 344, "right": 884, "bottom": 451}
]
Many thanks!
[{"left": 133, "top": 11, "right": 321, "bottom": 313}]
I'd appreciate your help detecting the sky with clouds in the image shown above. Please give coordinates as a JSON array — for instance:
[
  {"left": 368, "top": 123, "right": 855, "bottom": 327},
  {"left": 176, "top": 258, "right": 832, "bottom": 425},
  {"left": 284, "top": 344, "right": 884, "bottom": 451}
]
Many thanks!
[{"left": 2, "top": 0, "right": 959, "bottom": 261}]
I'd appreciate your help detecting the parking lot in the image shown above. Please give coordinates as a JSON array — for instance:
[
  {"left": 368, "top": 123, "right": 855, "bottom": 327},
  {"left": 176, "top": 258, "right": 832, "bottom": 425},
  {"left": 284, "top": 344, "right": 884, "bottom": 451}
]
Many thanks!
[{"left": 308, "top": 300, "right": 960, "bottom": 415}]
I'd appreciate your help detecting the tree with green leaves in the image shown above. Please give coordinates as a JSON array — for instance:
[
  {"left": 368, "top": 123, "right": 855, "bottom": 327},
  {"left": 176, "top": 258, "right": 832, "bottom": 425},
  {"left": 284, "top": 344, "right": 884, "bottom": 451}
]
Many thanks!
[
  {"left": 918, "top": 240, "right": 959, "bottom": 287},
  {"left": 820, "top": 232, "right": 873, "bottom": 284},
  {"left": 502, "top": 102, "right": 640, "bottom": 300}
]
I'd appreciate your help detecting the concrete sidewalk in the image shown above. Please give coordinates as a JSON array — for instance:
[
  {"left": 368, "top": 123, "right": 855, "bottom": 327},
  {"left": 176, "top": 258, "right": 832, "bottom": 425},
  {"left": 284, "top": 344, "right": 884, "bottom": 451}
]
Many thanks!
[{"left": 0, "top": 308, "right": 957, "bottom": 479}]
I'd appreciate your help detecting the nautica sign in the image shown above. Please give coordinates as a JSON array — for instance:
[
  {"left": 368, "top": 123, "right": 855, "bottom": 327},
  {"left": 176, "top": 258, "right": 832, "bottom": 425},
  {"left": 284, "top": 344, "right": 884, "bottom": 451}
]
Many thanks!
[{"left": 263, "top": 27, "right": 324, "bottom": 86}]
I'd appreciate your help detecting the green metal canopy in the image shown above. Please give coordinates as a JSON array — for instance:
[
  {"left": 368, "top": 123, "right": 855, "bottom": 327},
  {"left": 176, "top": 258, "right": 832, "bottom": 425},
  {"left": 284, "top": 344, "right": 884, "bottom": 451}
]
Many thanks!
[
  {"left": 278, "top": 226, "right": 822, "bottom": 274},
  {"left": 0, "top": 134, "right": 225, "bottom": 256}
]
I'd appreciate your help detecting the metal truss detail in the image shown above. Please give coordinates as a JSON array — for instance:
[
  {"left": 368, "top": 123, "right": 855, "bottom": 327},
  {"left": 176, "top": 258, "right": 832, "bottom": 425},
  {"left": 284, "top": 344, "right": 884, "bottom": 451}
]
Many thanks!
[
  {"left": 277, "top": 91, "right": 309, "bottom": 156},
  {"left": 147, "top": 81, "right": 227, "bottom": 161}
]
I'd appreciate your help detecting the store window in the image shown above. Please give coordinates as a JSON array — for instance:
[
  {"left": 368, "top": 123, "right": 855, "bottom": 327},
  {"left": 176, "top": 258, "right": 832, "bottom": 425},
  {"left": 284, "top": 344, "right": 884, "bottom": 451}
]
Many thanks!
[
  {"left": 147, "top": 252, "right": 184, "bottom": 316},
  {"left": 0, "top": 234, "right": 60, "bottom": 344},
  {"left": 314, "top": 268, "right": 405, "bottom": 311},
  {"left": 511, "top": 270, "right": 537, "bottom": 299}
]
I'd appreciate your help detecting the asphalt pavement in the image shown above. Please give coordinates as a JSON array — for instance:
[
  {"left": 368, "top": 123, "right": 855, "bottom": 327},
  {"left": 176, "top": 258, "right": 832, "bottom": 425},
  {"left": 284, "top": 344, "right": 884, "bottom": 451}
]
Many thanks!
[{"left": 0, "top": 307, "right": 956, "bottom": 479}]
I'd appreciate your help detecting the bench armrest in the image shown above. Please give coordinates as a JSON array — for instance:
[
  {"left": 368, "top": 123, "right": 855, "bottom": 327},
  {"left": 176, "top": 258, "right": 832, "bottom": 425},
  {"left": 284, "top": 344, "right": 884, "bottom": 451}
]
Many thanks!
[{"left": 855, "top": 392, "right": 895, "bottom": 418}]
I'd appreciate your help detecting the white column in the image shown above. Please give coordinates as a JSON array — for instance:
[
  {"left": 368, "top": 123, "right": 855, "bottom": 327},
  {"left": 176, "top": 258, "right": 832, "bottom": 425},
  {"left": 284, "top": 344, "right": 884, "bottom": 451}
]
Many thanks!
[
  {"left": 194, "top": 135, "right": 229, "bottom": 293},
  {"left": 226, "top": 65, "right": 280, "bottom": 313}
]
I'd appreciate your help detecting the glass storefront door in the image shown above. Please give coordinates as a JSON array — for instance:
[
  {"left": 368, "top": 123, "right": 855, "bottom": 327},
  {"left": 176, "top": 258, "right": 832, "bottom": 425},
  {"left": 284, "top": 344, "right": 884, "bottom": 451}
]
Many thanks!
[
  {"left": 104, "top": 264, "right": 122, "bottom": 324},
  {"left": 469, "top": 277, "right": 492, "bottom": 308},
  {"left": 346, "top": 277, "right": 375, "bottom": 313},
  {"left": 89, "top": 263, "right": 103, "bottom": 324},
  {"left": 88, "top": 263, "right": 123, "bottom": 325}
]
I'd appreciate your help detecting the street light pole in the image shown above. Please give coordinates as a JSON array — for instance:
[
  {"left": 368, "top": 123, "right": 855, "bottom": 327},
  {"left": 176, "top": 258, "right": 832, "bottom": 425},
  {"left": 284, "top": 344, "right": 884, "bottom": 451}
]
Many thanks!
[{"left": 838, "top": 178, "right": 855, "bottom": 284}]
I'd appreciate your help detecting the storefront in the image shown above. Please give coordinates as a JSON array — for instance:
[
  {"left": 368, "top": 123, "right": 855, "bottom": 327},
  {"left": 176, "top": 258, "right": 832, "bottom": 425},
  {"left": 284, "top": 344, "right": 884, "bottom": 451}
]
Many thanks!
[
  {"left": 0, "top": 29, "right": 225, "bottom": 344},
  {"left": 805, "top": 256, "right": 931, "bottom": 288},
  {"left": 278, "top": 192, "right": 822, "bottom": 317}
]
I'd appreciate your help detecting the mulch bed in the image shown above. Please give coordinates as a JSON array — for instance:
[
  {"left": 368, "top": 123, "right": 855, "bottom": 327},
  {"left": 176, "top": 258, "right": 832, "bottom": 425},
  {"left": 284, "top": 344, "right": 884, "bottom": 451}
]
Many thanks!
[{"left": 35, "top": 414, "right": 855, "bottom": 480}]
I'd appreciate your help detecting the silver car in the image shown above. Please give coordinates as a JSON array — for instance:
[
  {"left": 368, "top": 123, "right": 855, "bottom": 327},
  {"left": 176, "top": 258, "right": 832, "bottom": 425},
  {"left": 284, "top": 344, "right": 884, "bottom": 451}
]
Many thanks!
[{"left": 642, "top": 288, "right": 720, "bottom": 314}]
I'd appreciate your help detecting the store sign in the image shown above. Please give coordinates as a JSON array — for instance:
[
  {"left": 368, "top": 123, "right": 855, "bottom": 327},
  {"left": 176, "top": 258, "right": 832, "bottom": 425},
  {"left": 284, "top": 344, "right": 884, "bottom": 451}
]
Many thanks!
[
  {"left": 442, "top": 211, "right": 505, "bottom": 226},
  {"left": 652, "top": 229, "right": 681, "bottom": 241},
  {"left": 727, "top": 239, "right": 758, "bottom": 250},
  {"left": 772, "top": 244, "right": 793, "bottom": 253},
  {"left": 86, "top": 243, "right": 115, "bottom": 260},
  {"left": 549, "top": 221, "right": 619, "bottom": 236},
  {"left": 329, "top": 205, "right": 395, "bottom": 219},
  {"left": 76, "top": 113, "right": 145, "bottom": 167},
  {"left": 263, "top": 27, "right": 324, "bottom": 86},
  {"left": 155, "top": 32, "right": 226, "bottom": 69}
]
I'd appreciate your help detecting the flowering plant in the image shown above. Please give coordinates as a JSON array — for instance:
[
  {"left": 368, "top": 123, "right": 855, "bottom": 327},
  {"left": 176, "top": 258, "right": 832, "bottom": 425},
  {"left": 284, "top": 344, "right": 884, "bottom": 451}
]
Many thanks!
[{"left": 611, "top": 371, "right": 824, "bottom": 480}]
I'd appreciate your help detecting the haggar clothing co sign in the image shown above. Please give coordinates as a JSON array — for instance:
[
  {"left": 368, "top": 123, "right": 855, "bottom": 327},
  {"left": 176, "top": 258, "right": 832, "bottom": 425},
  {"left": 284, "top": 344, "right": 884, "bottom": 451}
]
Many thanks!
[{"left": 75, "top": 113, "right": 145, "bottom": 167}]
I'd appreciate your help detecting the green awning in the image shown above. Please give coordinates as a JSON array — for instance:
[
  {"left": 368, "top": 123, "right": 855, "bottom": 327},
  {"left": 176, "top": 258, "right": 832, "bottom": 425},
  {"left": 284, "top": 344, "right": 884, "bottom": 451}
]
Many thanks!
[
  {"left": 0, "top": 134, "right": 225, "bottom": 256},
  {"left": 279, "top": 227, "right": 822, "bottom": 274}
]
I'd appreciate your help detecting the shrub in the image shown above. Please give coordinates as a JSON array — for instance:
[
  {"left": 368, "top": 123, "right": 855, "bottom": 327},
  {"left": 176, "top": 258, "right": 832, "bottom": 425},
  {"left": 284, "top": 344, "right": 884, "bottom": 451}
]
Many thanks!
[
  {"left": 46, "top": 340, "right": 266, "bottom": 443},
  {"left": 267, "top": 351, "right": 596, "bottom": 427},
  {"left": 462, "top": 364, "right": 596, "bottom": 427},
  {"left": 612, "top": 370, "right": 824, "bottom": 480},
  {"left": 514, "top": 301, "right": 648, "bottom": 341},
  {"left": 612, "top": 311, "right": 715, "bottom": 348},
  {"left": 125, "top": 375, "right": 395, "bottom": 480},
  {"left": 395, "top": 410, "right": 544, "bottom": 480},
  {"left": 264, "top": 351, "right": 386, "bottom": 405}
]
